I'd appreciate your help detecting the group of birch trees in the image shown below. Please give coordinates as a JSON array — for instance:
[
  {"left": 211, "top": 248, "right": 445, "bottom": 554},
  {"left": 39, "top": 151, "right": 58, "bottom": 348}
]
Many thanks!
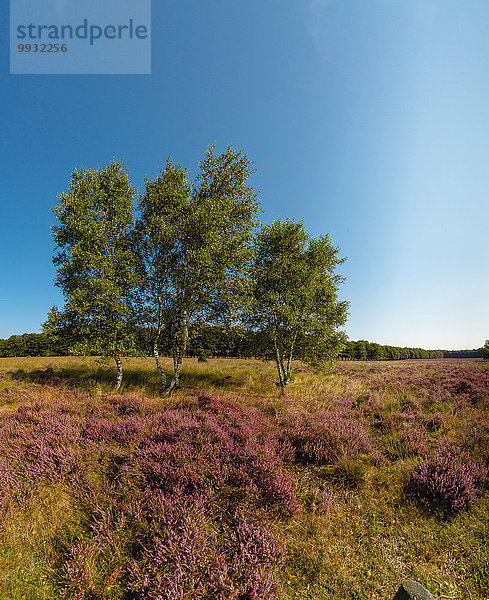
[{"left": 46, "top": 146, "right": 348, "bottom": 394}]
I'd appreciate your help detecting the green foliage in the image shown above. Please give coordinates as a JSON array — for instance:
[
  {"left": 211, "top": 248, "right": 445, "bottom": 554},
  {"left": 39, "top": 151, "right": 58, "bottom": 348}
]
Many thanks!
[
  {"left": 246, "top": 219, "right": 348, "bottom": 387},
  {"left": 135, "top": 145, "right": 261, "bottom": 389},
  {"left": 76, "top": 378, "right": 101, "bottom": 396},
  {"left": 340, "top": 340, "right": 447, "bottom": 361},
  {"left": 197, "top": 349, "right": 208, "bottom": 362},
  {"left": 137, "top": 145, "right": 260, "bottom": 325},
  {"left": 482, "top": 340, "right": 489, "bottom": 360},
  {"left": 316, "top": 458, "right": 366, "bottom": 488},
  {"left": 0, "top": 333, "right": 55, "bottom": 358},
  {"left": 50, "top": 160, "right": 140, "bottom": 362}
]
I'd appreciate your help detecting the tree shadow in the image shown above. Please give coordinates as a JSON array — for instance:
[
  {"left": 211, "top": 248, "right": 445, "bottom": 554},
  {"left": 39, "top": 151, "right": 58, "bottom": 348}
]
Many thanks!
[{"left": 7, "top": 363, "right": 250, "bottom": 397}]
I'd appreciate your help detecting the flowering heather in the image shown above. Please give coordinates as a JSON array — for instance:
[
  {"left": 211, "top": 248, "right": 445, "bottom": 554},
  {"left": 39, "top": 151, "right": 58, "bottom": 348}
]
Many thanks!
[
  {"left": 81, "top": 415, "right": 146, "bottom": 445},
  {"left": 0, "top": 386, "right": 293, "bottom": 598},
  {"left": 1, "top": 357, "right": 488, "bottom": 599},
  {"left": 281, "top": 408, "right": 373, "bottom": 464},
  {"left": 459, "top": 417, "right": 489, "bottom": 472},
  {"left": 384, "top": 425, "right": 428, "bottom": 460},
  {"left": 0, "top": 399, "right": 91, "bottom": 508},
  {"left": 398, "top": 425, "right": 429, "bottom": 456},
  {"left": 410, "top": 444, "right": 484, "bottom": 514},
  {"left": 305, "top": 487, "right": 335, "bottom": 514},
  {"left": 122, "top": 393, "right": 299, "bottom": 516},
  {"left": 338, "top": 362, "right": 489, "bottom": 407},
  {"left": 61, "top": 508, "right": 130, "bottom": 600},
  {"left": 123, "top": 499, "right": 284, "bottom": 600}
]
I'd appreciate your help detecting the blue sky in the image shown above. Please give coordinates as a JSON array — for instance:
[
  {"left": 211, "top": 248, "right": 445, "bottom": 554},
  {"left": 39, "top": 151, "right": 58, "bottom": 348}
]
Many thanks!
[{"left": 1, "top": 0, "right": 488, "bottom": 350}]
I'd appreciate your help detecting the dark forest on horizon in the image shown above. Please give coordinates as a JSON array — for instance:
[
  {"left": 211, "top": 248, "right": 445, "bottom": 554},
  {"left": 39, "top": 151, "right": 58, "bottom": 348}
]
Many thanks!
[{"left": 0, "top": 329, "right": 483, "bottom": 361}]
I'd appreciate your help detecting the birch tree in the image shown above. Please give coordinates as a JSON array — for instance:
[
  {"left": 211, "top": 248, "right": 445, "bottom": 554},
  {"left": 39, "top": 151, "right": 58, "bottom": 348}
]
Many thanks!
[
  {"left": 132, "top": 159, "right": 189, "bottom": 390},
  {"left": 247, "top": 219, "right": 349, "bottom": 395},
  {"left": 136, "top": 145, "right": 260, "bottom": 392},
  {"left": 51, "top": 160, "right": 139, "bottom": 389}
]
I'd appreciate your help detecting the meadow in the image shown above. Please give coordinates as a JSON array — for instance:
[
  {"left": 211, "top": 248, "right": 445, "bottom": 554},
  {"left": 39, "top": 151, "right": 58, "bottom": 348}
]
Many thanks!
[{"left": 0, "top": 356, "right": 487, "bottom": 600}]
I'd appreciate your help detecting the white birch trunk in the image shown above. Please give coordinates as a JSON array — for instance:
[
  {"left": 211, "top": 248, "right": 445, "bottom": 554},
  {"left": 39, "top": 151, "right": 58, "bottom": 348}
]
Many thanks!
[
  {"left": 114, "top": 356, "right": 123, "bottom": 390},
  {"left": 153, "top": 284, "right": 166, "bottom": 390},
  {"left": 166, "top": 310, "right": 188, "bottom": 394},
  {"left": 274, "top": 337, "right": 288, "bottom": 396},
  {"left": 153, "top": 342, "right": 166, "bottom": 389}
]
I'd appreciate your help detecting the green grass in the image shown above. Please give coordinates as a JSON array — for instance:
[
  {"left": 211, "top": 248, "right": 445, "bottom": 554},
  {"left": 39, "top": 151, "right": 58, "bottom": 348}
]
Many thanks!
[{"left": 0, "top": 485, "right": 81, "bottom": 599}]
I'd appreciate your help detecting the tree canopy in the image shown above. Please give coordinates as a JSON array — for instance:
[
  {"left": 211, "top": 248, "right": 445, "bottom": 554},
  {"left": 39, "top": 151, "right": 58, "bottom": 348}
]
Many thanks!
[
  {"left": 134, "top": 145, "right": 260, "bottom": 391},
  {"left": 246, "top": 219, "right": 349, "bottom": 393},
  {"left": 49, "top": 160, "right": 140, "bottom": 388}
]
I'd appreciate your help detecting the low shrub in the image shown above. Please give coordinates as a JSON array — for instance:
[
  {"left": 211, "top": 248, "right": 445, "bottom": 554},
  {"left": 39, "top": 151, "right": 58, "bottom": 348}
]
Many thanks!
[
  {"left": 459, "top": 418, "right": 489, "bottom": 474},
  {"left": 76, "top": 378, "right": 101, "bottom": 396},
  {"left": 197, "top": 350, "right": 208, "bottom": 362},
  {"left": 315, "top": 458, "right": 366, "bottom": 488},
  {"left": 281, "top": 409, "right": 373, "bottom": 465},
  {"left": 385, "top": 426, "right": 428, "bottom": 460},
  {"left": 410, "top": 444, "right": 483, "bottom": 515}
]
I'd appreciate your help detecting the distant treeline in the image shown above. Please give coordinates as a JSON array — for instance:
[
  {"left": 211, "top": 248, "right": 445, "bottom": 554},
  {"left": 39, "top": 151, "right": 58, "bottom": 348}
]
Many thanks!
[
  {"left": 0, "top": 333, "right": 54, "bottom": 358},
  {"left": 338, "top": 340, "right": 482, "bottom": 360},
  {"left": 0, "top": 329, "right": 483, "bottom": 360},
  {"left": 0, "top": 327, "right": 250, "bottom": 359}
]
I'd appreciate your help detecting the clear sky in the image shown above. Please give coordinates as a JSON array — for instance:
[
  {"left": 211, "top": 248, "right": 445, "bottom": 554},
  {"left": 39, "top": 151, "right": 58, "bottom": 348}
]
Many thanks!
[{"left": 1, "top": 0, "right": 488, "bottom": 350}]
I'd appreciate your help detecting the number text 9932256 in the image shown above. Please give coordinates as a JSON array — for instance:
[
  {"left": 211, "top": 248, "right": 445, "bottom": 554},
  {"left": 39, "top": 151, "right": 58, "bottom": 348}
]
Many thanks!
[{"left": 18, "top": 43, "right": 68, "bottom": 52}]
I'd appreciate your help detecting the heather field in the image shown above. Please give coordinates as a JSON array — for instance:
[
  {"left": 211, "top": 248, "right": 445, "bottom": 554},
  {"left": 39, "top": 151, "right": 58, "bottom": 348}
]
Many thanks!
[{"left": 0, "top": 357, "right": 488, "bottom": 600}]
